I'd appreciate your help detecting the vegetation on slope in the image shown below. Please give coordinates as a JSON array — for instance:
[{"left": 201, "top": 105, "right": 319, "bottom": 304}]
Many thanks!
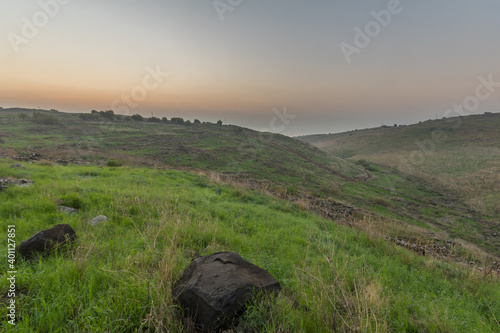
[
  {"left": 0, "top": 109, "right": 369, "bottom": 198},
  {"left": 1, "top": 109, "right": 498, "bottom": 256},
  {"left": 0, "top": 161, "right": 499, "bottom": 332},
  {"left": 299, "top": 113, "right": 500, "bottom": 255},
  {"left": 299, "top": 113, "right": 500, "bottom": 216}
]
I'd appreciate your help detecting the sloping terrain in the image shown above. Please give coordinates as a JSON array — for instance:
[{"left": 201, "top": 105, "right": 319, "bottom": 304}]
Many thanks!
[
  {"left": 1, "top": 109, "right": 498, "bottom": 256},
  {"left": 0, "top": 108, "right": 366, "bottom": 196},
  {"left": 300, "top": 113, "right": 500, "bottom": 255},
  {"left": 299, "top": 113, "right": 500, "bottom": 215},
  {"left": 0, "top": 161, "right": 498, "bottom": 332}
]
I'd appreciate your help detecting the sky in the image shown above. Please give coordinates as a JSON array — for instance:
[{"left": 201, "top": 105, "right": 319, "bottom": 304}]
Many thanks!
[{"left": 1, "top": 0, "right": 500, "bottom": 136}]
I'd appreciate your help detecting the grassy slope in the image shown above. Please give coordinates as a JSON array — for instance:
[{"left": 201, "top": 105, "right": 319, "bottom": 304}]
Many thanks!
[
  {"left": 298, "top": 113, "right": 500, "bottom": 214},
  {"left": 299, "top": 113, "right": 500, "bottom": 254},
  {"left": 1, "top": 109, "right": 499, "bottom": 256},
  {"left": 0, "top": 161, "right": 499, "bottom": 332},
  {"left": 0, "top": 109, "right": 366, "bottom": 196}
]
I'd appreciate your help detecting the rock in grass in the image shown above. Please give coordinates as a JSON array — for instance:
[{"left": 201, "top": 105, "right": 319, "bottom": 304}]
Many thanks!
[
  {"left": 88, "top": 215, "right": 107, "bottom": 226},
  {"left": 10, "top": 163, "right": 25, "bottom": 168},
  {"left": 172, "top": 252, "right": 281, "bottom": 332},
  {"left": 58, "top": 206, "right": 79, "bottom": 214},
  {"left": 16, "top": 224, "right": 77, "bottom": 259}
]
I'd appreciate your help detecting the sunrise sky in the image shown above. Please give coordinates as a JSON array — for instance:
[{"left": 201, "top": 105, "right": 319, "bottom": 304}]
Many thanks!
[{"left": 1, "top": 0, "right": 499, "bottom": 135}]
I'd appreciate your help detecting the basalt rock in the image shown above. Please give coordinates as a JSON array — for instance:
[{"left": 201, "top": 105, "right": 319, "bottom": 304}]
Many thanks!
[
  {"left": 172, "top": 252, "right": 281, "bottom": 332},
  {"left": 16, "top": 224, "right": 77, "bottom": 259}
]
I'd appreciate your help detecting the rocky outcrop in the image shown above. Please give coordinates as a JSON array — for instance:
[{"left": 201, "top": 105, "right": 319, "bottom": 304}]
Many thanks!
[
  {"left": 16, "top": 224, "right": 77, "bottom": 259},
  {"left": 172, "top": 252, "right": 281, "bottom": 332}
]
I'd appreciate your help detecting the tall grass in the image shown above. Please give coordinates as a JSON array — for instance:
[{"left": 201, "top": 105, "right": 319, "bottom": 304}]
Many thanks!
[{"left": 0, "top": 160, "right": 498, "bottom": 332}]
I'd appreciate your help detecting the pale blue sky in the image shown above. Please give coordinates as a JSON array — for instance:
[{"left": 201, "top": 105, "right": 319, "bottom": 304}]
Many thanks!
[{"left": 1, "top": 0, "right": 499, "bottom": 135}]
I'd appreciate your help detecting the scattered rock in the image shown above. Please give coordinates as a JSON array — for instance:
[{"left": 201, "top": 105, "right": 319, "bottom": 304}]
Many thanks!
[
  {"left": 58, "top": 206, "right": 79, "bottom": 214},
  {"left": 14, "top": 151, "right": 42, "bottom": 161},
  {"left": 16, "top": 224, "right": 77, "bottom": 259},
  {"left": 10, "top": 163, "right": 25, "bottom": 168},
  {"left": 0, "top": 178, "right": 34, "bottom": 189},
  {"left": 18, "top": 179, "right": 34, "bottom": 187},
  {"left": 88, "top": 215, "right": 107, "bottom": 226},
  {"left": 173, "top": 252, "right": 281, "bottom": 332}
]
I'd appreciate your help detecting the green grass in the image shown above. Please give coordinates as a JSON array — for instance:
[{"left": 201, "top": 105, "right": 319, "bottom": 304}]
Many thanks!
[
  {"left": 0, "top": 108, "right": 366, "bottom": 197},
  {"left": 0, "top": 160, "right": 499, "bottom": 332},
  {"left": 2, "top": 109, "right": 498, "bottom": 256},
  {"left": 299, "top": 113, "right": 500, "bottom": 213},
  {"left": 300, "top": 113, "right": 500, "bottom": 255}
]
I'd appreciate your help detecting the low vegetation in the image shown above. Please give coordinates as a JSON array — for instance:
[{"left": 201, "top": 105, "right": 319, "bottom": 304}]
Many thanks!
[
  {"left": 1, "top": 161, "right": 498, "bottom": 332},
  {"left": 300, "top": 113, "right": 500, "bottom": 255},
  {"left": 299, "top": 113, "right": 500, "bottom": 216}
]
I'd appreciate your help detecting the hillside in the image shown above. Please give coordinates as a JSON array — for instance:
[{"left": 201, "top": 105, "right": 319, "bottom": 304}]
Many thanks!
[
  {"left": 0, "top": 108, "right": 366, "bottom": 195},
  {"left": 300, "top": 113, "right": 500, "bottom": 249},
  {"left": 1, "top": 161, "right": 499, "bottom": 331},
  {"left": 1, "top": 108, "right": 499, "bottom": 257},
  {"left": 299, "top": 113, "right": 500, "bottom": 215}
]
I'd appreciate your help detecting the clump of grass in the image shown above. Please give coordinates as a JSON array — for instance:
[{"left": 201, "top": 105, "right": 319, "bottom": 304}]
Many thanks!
[
  {"left": 59, "top": 192, "right": 85, "bottom": 209},
  {"left": 372, "top": 197, "right": 392, "bottom": 207},
  {"left": 106, "top": 160, "right": 122, "bottom": 167},
  {"left": 37, "top": 159, "right": 54, "bottom": 166},
  {"left": 31, "top": 112, "right": 61, "bottom": 125}
]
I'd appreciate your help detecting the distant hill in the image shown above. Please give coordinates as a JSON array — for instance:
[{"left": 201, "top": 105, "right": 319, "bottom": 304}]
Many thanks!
[
  {"left": 0, "top": 108, "right": 366, "bottom": 196},
  {"left": 299, "top": 112, "right": 500, "bottom": 217}
]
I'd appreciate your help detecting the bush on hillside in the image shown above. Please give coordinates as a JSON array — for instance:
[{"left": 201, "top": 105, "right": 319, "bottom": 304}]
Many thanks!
[
  {"left": 372, "top": 197, "right": 392, "bottom": 207},
  {"left": 32, "top": 112, "right": 61, "bottom": 125},
  {"left": 147, "top": 117, "right": 161, "bottom": 123},
  {"left": 106, "top": 160, "right": 122, "bottom": 167},
  {"left": 131, "top": 114, "right": 144, "bottom": 121},
  {"left": 171, "top": 117, "right": 184, "bottom": 125}
]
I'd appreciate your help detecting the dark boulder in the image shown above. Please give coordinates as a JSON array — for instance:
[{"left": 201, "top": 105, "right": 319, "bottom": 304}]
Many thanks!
[
  {"left": 16, "top": 224, "right": 77, "bottom": 259},
  {"left": 172, "top": 252, "right": 281, "bottom": 332}
]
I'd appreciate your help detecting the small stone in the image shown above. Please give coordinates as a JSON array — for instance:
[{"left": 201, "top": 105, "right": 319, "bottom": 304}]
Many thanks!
[
  {"left": 58, "top": 206, "right": 79, "bottom": 214},
  {"left": 10, "top": 163, "right": 25, "bottom": 168},
  {"left": 17, "top": 179, "right": 34, "bottom": 187},
  {"left": 88, "top": 215, "right": 107, "bottom": 226}
]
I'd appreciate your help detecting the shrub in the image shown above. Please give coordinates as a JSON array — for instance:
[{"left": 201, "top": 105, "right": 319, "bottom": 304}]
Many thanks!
[
  {"left": 106, "top": 160, "right": 122, "bottom": 167},
  {"left": 32, "top": 112, "right": 61, "bottom": 125},
  {"left": 171, "top": 117, "right": 184, "bottom": 125},
  {"left": 131, "top": 114, "right": 144, "bottom": 121},
  {"left": 372, "top": 197, "right": 392, "bottom": 207},
  {"left": 99, "top": 110, "right": 115, "bottom": 121}
]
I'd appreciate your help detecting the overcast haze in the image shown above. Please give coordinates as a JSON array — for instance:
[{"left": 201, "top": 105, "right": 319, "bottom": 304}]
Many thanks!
[{"left": 1, "top": 0, "right": 500, "bottom": 135}]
